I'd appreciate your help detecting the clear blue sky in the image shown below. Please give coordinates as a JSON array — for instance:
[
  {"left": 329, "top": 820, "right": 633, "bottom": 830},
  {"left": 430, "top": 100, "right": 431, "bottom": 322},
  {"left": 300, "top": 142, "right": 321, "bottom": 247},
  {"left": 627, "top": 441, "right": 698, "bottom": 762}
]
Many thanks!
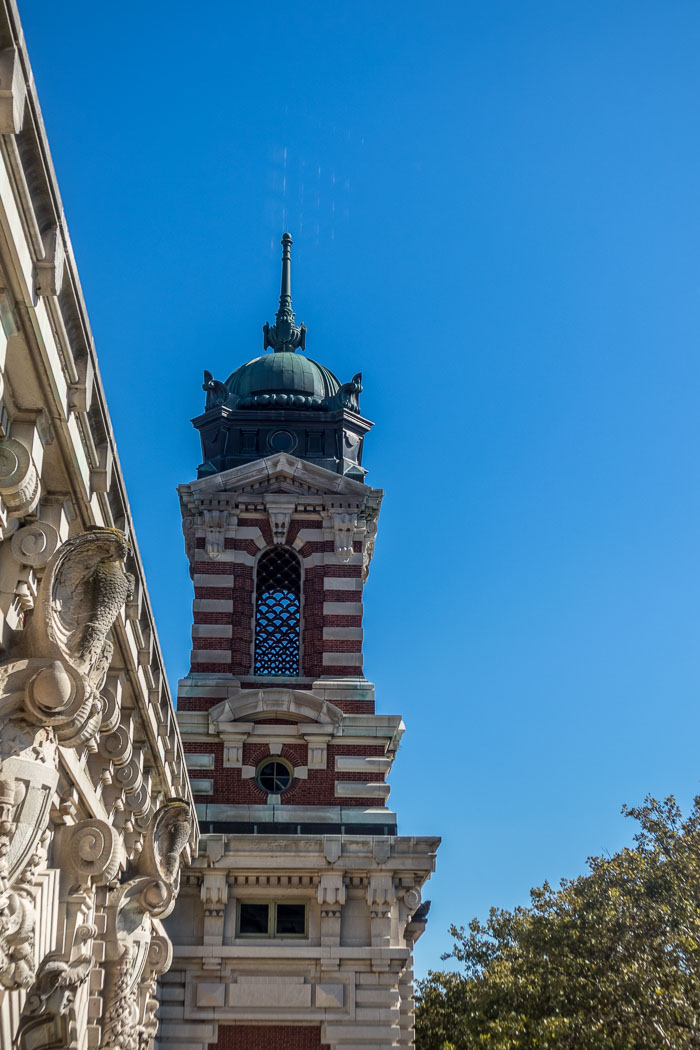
[{"left": 20, "top": 1, "right": 700, "bottom": 976}]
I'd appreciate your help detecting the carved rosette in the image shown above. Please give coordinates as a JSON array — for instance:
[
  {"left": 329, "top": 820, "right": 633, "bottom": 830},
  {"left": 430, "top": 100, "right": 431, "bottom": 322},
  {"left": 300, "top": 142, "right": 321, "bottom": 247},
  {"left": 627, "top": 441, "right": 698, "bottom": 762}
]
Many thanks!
[
  {"left": 0, "top": 437, "right": 40, "bottom": 518},
  {"left": 11, "top": 520, "right": 60, "bottom": 568}
]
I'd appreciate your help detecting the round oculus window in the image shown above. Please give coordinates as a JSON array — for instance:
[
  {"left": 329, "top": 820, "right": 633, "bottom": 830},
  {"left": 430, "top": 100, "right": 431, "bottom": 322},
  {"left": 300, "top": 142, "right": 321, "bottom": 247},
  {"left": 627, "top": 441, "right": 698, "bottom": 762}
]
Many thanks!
[
  {"left": 256, "top": 758, "right": 293, "bottom": 794},
  {"left": 269, "top": 429, "right": 296, "bottom": 453}
]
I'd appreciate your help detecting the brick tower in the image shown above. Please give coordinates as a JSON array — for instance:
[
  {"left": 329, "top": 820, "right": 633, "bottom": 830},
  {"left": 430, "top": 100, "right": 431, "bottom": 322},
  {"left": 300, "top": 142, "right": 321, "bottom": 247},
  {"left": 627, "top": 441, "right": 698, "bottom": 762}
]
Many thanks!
[{"left": 159, "top": 236, "right": 440, "bottom": 1050}]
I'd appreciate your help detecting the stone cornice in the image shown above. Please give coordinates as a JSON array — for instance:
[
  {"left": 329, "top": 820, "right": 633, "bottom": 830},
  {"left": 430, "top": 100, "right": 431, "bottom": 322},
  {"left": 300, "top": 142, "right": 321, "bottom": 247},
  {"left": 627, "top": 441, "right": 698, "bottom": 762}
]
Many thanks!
[{"left": 179, "top": 452, "right": 383, "bottom": 509}]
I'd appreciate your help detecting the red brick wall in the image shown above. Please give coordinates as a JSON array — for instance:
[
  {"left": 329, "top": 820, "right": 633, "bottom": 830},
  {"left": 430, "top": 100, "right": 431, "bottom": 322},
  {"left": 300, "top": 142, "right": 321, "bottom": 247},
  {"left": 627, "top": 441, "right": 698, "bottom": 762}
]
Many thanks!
[
  {"left": 240, "top": 516, "right": 273, "bottom": 546},
  {"left": 212, "top": 1025, "right": 329, "bottom": 1050},
  {"left": 184, "top": 742, "right": 387, "bottom": 807},
  {"left": 188, "top": 515, "right": 370, "bottom": 685},
  {"left": 231, "top": 564, "right": 254, "bottom": 674},
  {"left": 302, "top": 565, "right": 324, "bottom": 678}
]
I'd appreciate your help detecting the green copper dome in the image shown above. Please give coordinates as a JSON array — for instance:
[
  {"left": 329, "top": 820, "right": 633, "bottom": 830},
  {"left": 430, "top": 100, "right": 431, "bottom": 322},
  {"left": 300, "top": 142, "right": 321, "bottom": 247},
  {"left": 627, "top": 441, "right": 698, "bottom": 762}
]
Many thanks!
[
  {"left": 200, "top": 233, "right": 362, "bottom": 415},
  {"left": 195, "top": 234, "right": 369, "bottom": 481},
  {"left": 225, "top": 352, "right": 341, "bottom": 410}
]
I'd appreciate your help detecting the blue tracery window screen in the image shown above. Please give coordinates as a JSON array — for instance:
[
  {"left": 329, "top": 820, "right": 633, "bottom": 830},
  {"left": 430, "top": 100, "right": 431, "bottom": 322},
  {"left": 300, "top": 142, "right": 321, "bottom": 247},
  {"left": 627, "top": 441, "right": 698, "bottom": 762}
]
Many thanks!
[{"left": 254, "top": 547, "right": 301, "bottom": 675}]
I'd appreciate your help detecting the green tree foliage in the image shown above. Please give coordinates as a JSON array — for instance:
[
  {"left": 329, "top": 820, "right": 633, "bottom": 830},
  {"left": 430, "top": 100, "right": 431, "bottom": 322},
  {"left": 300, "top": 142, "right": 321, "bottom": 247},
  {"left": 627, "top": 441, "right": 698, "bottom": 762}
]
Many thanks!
[{"left": 415, "top": 796, "right": 700, "bottom": 1050}]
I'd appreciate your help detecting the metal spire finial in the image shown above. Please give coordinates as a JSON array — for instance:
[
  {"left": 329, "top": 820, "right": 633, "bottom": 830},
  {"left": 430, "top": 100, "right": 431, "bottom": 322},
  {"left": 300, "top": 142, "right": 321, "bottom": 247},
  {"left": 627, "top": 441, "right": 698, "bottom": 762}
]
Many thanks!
[{"left": 263, "top": 233, "right": 306, "bottom": 353}]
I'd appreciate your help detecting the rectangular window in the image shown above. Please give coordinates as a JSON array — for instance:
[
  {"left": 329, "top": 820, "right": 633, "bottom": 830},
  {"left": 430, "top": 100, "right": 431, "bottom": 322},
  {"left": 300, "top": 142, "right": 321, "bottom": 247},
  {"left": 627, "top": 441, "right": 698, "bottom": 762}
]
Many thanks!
[
  {"left": 275, "top": 903, "right": 307, "bottom": 936},
  {"left": 238, "top": 902, "right": 270, "bottom": 935},
  {"left": 237, "top": 901, "right": 308, "bottom": 939}
]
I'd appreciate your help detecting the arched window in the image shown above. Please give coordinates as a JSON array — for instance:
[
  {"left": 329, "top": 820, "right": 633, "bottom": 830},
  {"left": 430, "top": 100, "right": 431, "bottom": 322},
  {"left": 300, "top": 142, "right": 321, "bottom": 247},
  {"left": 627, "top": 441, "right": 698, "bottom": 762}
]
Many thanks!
[{"left": 254, "top": 547, "right": 301, "bottom": 676}]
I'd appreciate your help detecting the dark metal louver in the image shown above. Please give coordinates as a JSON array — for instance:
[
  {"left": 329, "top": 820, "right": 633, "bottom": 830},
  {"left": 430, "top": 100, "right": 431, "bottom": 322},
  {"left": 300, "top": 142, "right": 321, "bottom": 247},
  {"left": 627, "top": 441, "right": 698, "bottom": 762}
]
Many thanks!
[{"left": 254, "top": 547, "right": 301, "bottom": 675}]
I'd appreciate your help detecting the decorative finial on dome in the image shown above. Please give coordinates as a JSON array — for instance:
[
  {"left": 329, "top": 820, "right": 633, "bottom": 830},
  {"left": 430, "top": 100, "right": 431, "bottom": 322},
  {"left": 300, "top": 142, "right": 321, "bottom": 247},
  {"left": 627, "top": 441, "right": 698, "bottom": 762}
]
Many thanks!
[{"left": 263, "top": 232, "right": 307, "bottom": 353}]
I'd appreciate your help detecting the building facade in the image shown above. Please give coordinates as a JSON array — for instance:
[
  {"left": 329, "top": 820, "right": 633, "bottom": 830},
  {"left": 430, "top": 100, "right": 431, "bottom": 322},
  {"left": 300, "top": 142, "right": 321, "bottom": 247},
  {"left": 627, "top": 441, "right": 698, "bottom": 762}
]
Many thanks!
[
  {"left": 0, "top": 3, "right": 197, "bottom": 1048},
  {"left": 160, "top": 236, "right": 439, "bottom": 1050}
]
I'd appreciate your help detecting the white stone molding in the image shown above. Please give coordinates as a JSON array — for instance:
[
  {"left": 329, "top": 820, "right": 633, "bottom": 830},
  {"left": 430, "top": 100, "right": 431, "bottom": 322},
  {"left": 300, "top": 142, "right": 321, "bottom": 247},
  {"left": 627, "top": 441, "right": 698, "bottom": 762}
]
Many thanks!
[
  {"left": 90, "top": 441, "right": 113, "bottom": 494},
  {"left": 201, "top": 873, "right": 228, "bottom": 949},
  {"left": 201, "top": 873, "right": 228, "bottom": 918},
  {"left": 181, "top": 452, "right": 383, "bottom": 507},
  {"left": 209, "top": 686, "right": 343, "bottom": 727},
  {"left": 34, "top": 226, "right": 65, "bottom": 298},
  {"left": 0, "top": 48, "right": 25, "bottom": 134},
  {"left": 334, "top": 754, "right": 392, "bottom": 774},
  {"left": 367, "top": 874, "right": 395, "bottom": 948},
  {"left": 218, "top": 726, "right": 253, "bottom": 768},
  {"left": 318, "top": 873, "right": 346, "bottom": 946},
  {"left": 302, "top": 728, "right": 333, "bottom": 769}
]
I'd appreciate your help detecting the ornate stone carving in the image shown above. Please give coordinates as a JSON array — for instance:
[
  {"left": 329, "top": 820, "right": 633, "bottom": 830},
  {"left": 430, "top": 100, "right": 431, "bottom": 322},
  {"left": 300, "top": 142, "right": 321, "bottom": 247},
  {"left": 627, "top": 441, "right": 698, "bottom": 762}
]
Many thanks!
[
  {"left": 99, "top": 801, "right": 192, "bottom": 1050},
  {"left": 25, "top": 528, "right": 134, "bottom": 690},
  {"left": 99, "top": 675, "right": 123, "bottom": 736},
  {"left": 58, "top": 819, "right": 122, "bottom": 887},
  {"left": 0, "top": 530, "right": 133, "bottom": 991},
  {"left": 403, "top": 887, "right": 421, "bottom": 914},
  {"left": 267, "top": 501, "right": 295, "bottom": 545},
  {"left": 15, "top": 949, "right": 92, "bottom": 1049},
  {"left": 362, "top": 518, "right": 378, "bottom": 582},
  {"left": 99, "top": 722, "right": 133, "bottom": 767},
  {"left": 331, "top": 511, "right": 357, "bottom": 561},
  {"left": 367, "top": 874, "right": 394, "bottom": 917},
  {"left": 136, "top": 799, "right": 191, "bottom": 893},
  {"left": 337, "top": 372, "right": 362, "bottom": 412},
  {"left": 0, "top": 721, "right": 56, "bottom": 991},
  {"left": 138, "top": 934, "right": 172, "bottom": 1050},
  {"left": 318, "top": 873, "right": 346, "bottom": 945},
  {"left": 202, "top": 509, "right": 231, "bottom": 559},
  {"left": 11, "top": 520, "right": 60, "bottom": 568},
  {"left": 202, "top": 370, "right": 228, "bottom": 410},
  {"left": 0, "top": 437, "right": 40, "bottom": 518}
]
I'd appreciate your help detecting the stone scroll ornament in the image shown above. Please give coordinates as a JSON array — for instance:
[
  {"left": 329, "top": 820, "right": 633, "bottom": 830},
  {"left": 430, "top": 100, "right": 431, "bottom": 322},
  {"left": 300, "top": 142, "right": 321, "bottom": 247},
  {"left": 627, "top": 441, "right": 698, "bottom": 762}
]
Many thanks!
[
  {"left": 0, "top": 529, "right": 133, "bottom": 992},
  {"left": 99, "top": 800, "right": 192, "bottom": 1050}
]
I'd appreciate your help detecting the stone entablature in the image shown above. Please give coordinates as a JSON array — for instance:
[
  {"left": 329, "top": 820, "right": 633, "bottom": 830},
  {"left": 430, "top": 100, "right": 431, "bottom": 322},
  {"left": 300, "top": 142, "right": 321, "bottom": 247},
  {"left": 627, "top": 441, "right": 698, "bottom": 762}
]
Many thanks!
[
  {"left": 159, "top": 833, "right": 439, "bottom": 1050},
  {"left": 179, "top": 453, "right": 382, "bottom": 680},
  {"left": 0, "top": 3, "right": 198, "bottom": 1047}
]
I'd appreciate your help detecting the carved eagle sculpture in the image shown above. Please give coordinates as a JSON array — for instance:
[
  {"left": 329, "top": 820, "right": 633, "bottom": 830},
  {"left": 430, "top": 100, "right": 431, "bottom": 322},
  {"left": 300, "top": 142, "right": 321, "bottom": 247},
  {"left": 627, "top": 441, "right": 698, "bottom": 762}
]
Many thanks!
[
  {"left": 33, "top": 529, "right": 134, "bottom": 690},
  {"left": 202, "top": 370, "right": 228, "bottom": 410},
  {"left": 338, "top": 372, "right": 363, "bottom": 412}
]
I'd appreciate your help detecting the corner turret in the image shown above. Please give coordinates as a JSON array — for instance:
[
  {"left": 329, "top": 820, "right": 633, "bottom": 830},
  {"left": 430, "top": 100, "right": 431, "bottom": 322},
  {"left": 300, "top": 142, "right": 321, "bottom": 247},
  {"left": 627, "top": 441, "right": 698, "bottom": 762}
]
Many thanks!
[{"left": 193, "top": 234, "right": 371, "bottom": 479}]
